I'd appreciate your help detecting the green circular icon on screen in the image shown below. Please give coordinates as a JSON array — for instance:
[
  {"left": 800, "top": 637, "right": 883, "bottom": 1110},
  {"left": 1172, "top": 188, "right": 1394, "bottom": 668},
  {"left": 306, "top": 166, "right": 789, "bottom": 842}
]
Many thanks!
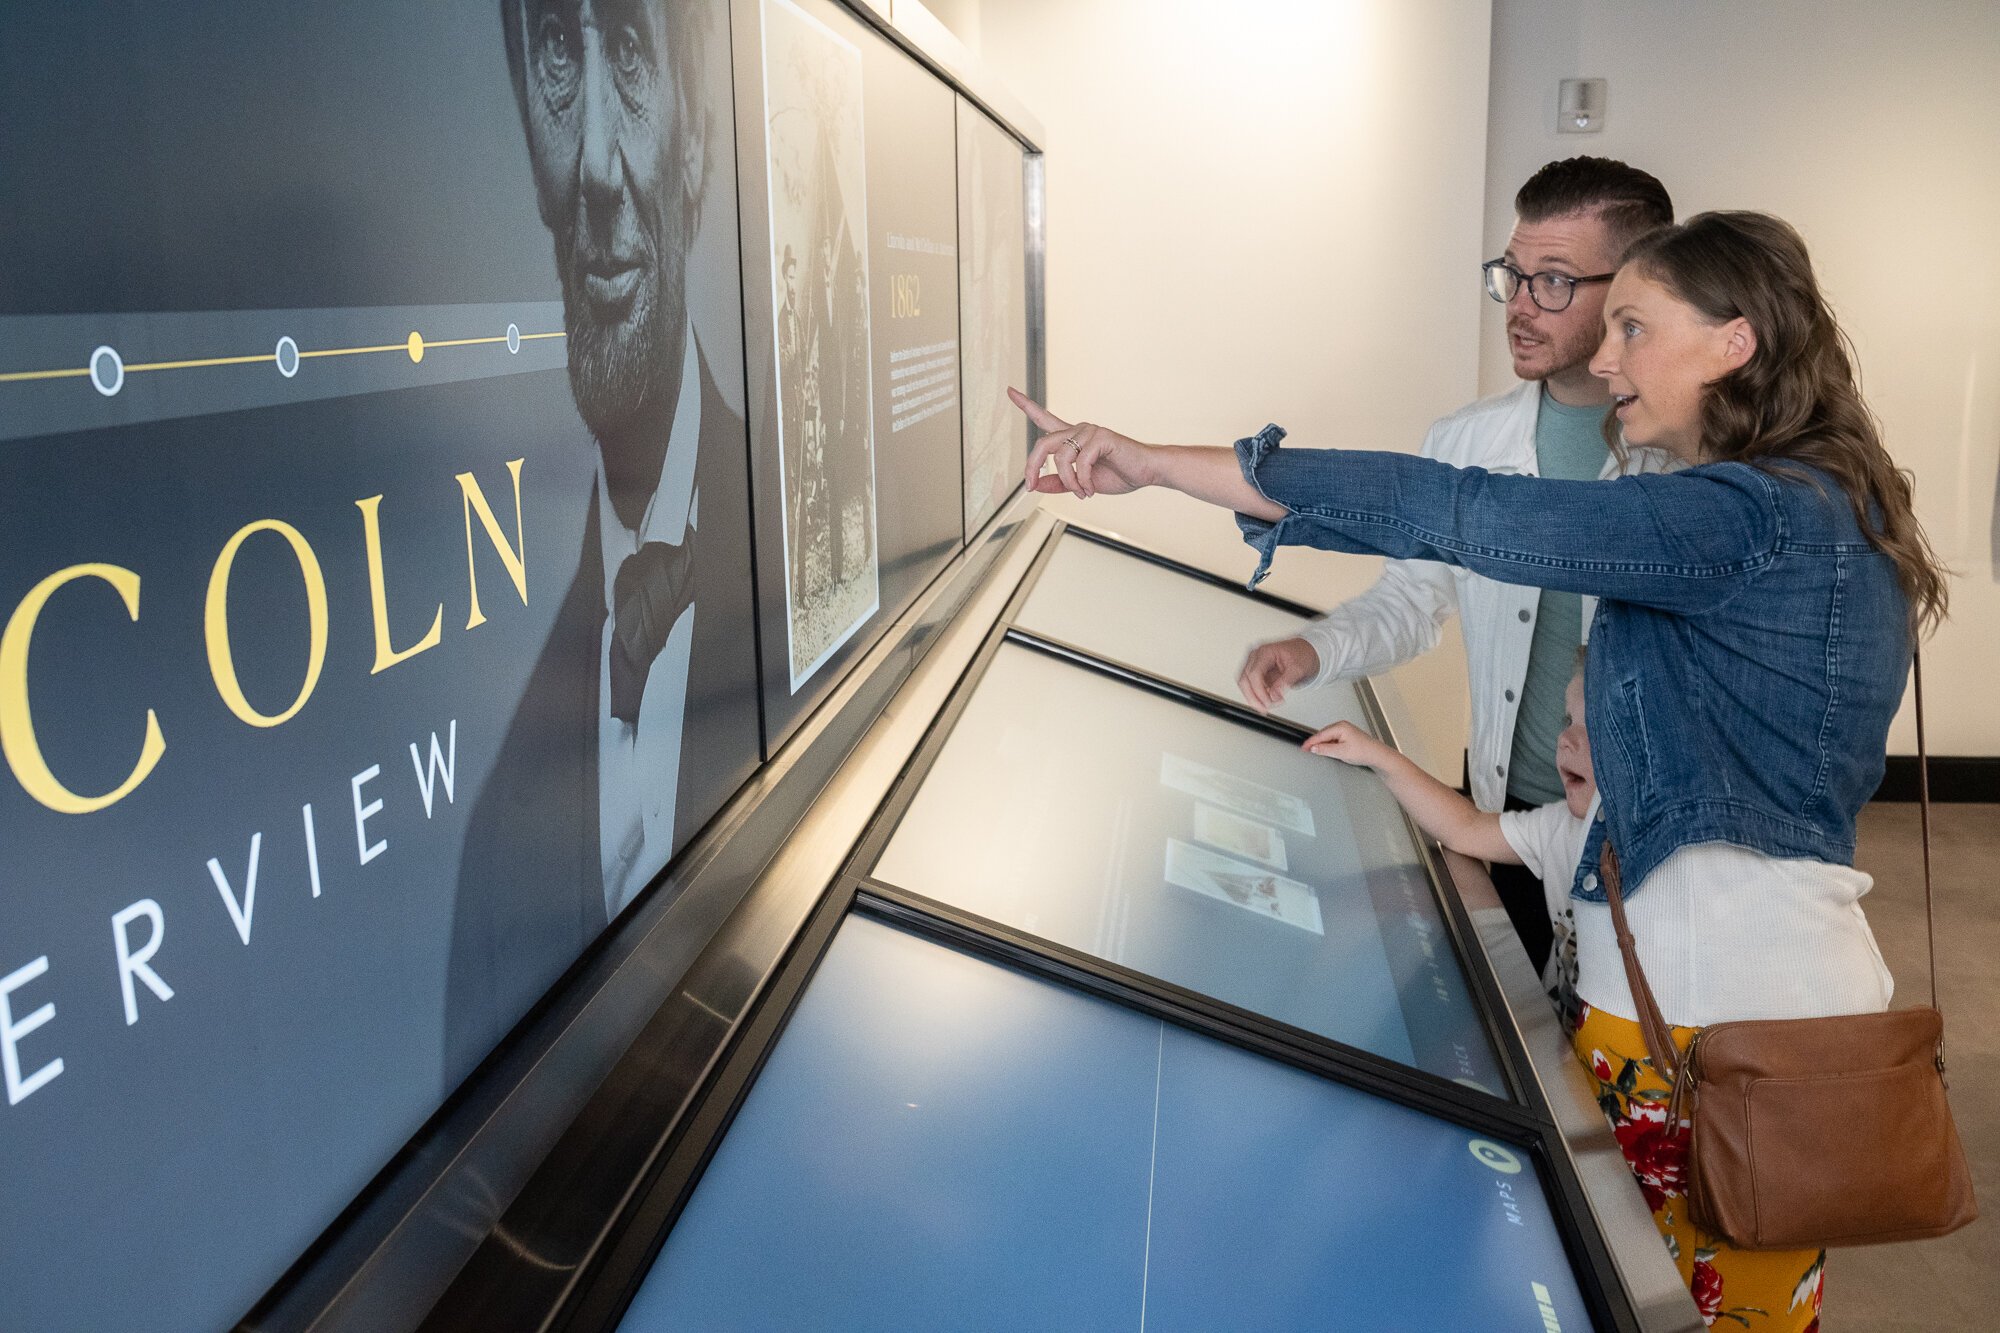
[{"left": 1468, "top": 1139, "right": 1523, "bottom": 1174}]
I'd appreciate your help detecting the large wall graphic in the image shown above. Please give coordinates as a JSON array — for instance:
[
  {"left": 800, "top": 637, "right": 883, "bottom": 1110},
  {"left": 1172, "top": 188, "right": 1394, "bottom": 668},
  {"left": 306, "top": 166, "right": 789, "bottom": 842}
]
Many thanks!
[
  {"left": 0, "top": 4, "right": 1034, "bottom": 1327},
  {"left": 0, "top": 0, "right": 1021, "bottom": 1328}
]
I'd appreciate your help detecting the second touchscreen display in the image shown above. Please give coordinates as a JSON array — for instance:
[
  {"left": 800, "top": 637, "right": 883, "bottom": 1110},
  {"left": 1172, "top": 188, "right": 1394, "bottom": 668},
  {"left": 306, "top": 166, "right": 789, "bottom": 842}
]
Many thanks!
[{"left": 873, "top": 642, "right": 1506, "bottom": 1093}]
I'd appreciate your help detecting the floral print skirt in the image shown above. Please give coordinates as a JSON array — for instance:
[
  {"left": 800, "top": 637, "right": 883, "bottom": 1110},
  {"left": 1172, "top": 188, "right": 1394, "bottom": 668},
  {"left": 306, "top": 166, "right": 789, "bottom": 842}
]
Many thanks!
[{"left": 1572, "top": 1001, "right": 1825, "bottom": 1330}]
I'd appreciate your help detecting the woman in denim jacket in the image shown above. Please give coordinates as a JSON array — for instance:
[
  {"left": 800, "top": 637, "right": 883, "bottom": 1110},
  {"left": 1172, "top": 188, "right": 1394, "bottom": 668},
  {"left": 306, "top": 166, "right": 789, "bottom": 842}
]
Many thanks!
[{"left": 1013, "top": 212, "right": 1949, "bottom": 1330}]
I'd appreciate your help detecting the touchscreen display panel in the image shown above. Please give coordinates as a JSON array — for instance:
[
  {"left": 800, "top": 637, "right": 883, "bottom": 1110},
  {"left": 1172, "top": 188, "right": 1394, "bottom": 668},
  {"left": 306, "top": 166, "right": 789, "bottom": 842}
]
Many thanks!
[
  {"left": 1014, "top": 533, "right": 1370, "bottom": 732},
  {"left": 872, "top": 643, "right": 1505, "bottom": 1092},
  {"left": 622, "top": 915, "right": 1586, "bottom": 1331}
]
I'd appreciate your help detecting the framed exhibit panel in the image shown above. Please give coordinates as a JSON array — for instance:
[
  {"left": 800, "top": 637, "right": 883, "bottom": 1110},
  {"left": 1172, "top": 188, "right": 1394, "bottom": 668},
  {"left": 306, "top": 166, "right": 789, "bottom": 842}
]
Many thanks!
[
  {"left": 956, "top": 96, "right": 1032, "bottom": 540},
  {"left": 0, "top": 3, "right": 762, "bottom": 1329},
  {"left": 734, "top": 0, "right": 969, "bottom": 750},
  {"left": 1013, "top": 527, "right": 1373, "bottom": 731}
]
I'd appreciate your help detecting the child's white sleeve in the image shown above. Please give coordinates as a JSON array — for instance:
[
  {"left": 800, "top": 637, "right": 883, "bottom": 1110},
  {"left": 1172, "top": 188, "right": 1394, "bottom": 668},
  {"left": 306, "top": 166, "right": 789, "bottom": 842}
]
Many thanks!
[
  {"left": 1500, "top": 800, "right": 1590, "bottom": 1022},
  {"left": 1497, "top": 803, "right": 1559, "bottom": 882},
  {"left": 1499, "top": 801, "right": 1594, "bottom": 915}
]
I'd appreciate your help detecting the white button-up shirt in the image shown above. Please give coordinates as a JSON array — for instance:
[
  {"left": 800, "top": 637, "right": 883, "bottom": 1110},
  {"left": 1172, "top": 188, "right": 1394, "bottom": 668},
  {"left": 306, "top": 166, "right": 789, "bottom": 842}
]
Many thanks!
[
  {"left": 596, "top": 325, "right": 703, "bottom": 920},
  {"left": 1291, "top": 381, "right": 1674, "bottom": 812}
]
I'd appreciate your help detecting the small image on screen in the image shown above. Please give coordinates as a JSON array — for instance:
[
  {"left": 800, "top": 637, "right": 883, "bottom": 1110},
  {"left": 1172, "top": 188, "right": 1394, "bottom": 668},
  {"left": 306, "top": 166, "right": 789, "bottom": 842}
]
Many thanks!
[
  {"left": 1192, "top": 802, "right": 1288, "bottom": 870},
  {"left": 1165, "top": 838, "right": 1322, "bottom": 934},
  {"left": 1161, "top": 752, "right": 1316, "bottom": 837}
]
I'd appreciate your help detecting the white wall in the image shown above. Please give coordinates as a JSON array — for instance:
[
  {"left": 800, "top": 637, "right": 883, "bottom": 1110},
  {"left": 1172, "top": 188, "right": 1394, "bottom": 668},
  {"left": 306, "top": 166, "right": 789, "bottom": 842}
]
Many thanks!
[
  {"left": 1482, "top": 0, "right": 2000, "bottom": 755},
  {"left": 975, "top": 0, "right": 1497, "bottom": 778}
]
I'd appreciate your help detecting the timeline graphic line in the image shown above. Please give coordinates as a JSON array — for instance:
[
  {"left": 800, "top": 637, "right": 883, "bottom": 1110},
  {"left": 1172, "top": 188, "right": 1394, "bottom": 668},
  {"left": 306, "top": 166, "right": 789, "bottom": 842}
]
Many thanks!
[
  {"left": 0, "top": 328, "right": 566, "bottom": 391},
  {"left": 0, "top": 301, "right": 573, "bottom": 442},
  {"left": 126, "top": 352, "right": 283, "bottom": 373},
  {"left": 0, "top": 366, "right": 90, "bottom": 383}
]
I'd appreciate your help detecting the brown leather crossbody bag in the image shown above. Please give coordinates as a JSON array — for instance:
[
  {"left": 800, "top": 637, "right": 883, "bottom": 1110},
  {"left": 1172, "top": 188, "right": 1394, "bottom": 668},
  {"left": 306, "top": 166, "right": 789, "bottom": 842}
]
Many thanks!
[{"left": 1601, "top": 654, "right": 1977, "bottom": 1251}]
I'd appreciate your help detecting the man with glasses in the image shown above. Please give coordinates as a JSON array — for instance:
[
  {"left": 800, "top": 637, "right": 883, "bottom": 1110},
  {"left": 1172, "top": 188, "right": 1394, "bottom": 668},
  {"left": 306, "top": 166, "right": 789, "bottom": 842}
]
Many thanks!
[{"left": 1236, "top": 157, "right": 1674, "bottom": 974}]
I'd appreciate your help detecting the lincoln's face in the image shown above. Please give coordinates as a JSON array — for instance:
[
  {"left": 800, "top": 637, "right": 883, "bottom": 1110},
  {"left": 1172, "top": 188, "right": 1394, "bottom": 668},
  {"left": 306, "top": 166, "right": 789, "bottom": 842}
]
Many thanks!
[{"left": 512, "top": 0, "right": 696, "bottom": 444}]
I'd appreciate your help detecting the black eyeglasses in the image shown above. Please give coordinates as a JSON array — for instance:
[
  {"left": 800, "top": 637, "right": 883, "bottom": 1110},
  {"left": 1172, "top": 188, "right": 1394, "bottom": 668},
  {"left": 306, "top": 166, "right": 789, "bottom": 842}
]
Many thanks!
[{"left": 1482, "top": 259, "right": 1616, "bottom": 313}]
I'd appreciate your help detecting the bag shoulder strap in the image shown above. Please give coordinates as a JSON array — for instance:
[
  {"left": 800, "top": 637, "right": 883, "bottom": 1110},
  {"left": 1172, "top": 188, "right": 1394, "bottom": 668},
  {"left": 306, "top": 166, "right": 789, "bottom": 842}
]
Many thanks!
[
  {"left": 1916, "top": 649, "right": 1939, "bottom": 1014},
  {"left": 1599, "top": 647, "right": 1941, "bottom": 1079},
  {"left": 1600, "top": 843, "right": 1682, "bottom": 1078}
]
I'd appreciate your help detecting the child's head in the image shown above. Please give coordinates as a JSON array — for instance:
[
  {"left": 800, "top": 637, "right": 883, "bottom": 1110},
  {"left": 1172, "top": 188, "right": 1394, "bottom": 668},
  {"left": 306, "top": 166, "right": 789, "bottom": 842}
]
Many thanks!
[{"left": 1556, "top": 655, "right": 1597, "bottom": 819}]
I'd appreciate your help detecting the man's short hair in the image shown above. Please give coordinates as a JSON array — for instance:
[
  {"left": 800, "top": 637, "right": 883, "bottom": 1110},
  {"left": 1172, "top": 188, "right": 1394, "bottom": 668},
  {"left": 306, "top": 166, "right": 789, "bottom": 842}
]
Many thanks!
[{"left": 1515, "top": 157, "right": 1673, "bottom": 258}]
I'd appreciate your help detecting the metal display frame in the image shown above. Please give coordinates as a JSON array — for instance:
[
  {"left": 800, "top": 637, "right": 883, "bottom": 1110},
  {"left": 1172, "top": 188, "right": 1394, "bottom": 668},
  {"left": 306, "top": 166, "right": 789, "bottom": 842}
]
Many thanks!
[{"left": 520, "top": 520, "right": 1672, "bottom": 1333}]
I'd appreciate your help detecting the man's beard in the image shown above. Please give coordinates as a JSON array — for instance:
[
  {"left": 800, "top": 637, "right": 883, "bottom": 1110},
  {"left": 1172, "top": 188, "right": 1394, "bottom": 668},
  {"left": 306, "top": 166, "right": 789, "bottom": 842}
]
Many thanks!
[
  {"left": 558, "top": 242, "right": 686, "bottom": 444},
  {"left": 1509, "top": 316, "right": 1599, "bottom": 381}
]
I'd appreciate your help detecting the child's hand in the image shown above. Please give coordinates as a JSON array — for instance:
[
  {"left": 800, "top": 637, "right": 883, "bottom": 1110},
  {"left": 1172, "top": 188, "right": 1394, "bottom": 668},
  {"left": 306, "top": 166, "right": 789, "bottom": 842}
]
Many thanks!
[{"left": 1302, "top": 721, "right": 1390, "bottom": 768}]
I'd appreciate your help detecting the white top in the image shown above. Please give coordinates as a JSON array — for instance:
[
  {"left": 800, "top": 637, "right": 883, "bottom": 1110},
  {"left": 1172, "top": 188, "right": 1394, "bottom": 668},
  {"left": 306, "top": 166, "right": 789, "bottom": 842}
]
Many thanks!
[
  {"left": 1500, "top": 797, "right": 1894, "bottom": 1028},
  {"left": 1284, "top": 382, "right": 1675, "bottom": 812},
  {"left": 1497, "top": 797, "right": 1593, "bottom": 1006},
  {"left": 596, "top": 324, "right": 703, "bottom": 921}
]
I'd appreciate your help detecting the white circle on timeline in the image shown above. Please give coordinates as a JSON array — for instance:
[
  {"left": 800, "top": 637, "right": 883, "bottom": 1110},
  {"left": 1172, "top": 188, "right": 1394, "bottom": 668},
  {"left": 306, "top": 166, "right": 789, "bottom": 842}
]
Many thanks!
[
  {"left": 506, "top": 323, "right": 521, "bottom": 354},
  {"left": 275, "top": 336, "right": 300, "bottom": 378},
  {"left": 90, "top": 345, "right": 124, "bottom": 397}
]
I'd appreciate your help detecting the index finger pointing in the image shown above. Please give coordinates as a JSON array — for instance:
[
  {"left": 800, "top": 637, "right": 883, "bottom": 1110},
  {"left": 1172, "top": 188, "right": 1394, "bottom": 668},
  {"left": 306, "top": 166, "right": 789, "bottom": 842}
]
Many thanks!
[{"left": 1008, "top": 387, "right": 1071, "bottom": 433}]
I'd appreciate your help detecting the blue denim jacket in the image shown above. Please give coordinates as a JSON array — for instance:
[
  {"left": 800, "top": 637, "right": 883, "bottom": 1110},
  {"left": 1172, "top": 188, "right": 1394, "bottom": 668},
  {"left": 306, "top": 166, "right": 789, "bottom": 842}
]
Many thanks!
[{"left": 1233, "top": 426, "right": 1912, "bottom": 904}]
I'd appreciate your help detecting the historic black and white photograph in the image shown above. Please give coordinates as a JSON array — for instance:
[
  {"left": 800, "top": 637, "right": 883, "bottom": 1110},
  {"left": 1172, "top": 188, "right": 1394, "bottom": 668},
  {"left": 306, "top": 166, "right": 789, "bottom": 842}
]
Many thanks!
[
  {"left": 956, "top": 103, "right": 1029, "bottom": 537},
  {"left": 763, "top": 0, "right": 880, "bottom": 688}
]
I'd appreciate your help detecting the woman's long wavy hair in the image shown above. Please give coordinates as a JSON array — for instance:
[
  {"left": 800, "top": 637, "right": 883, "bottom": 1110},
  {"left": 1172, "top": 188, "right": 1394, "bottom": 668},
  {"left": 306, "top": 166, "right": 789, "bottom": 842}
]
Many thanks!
[{"left": 1621, "top": 211, "right": 1949, "bottom": 637}]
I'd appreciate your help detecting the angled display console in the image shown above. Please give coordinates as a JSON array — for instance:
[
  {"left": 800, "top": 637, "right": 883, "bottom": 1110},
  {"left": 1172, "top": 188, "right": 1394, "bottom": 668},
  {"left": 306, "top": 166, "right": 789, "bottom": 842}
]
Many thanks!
[{"left": 411, "top": 514, "right": 1704, "bottom": 1333}]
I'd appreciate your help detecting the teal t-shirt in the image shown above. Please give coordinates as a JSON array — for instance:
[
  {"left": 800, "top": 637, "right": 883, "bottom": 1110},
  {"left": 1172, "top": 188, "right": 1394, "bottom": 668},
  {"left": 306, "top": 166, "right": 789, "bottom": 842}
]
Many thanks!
[{"left": 1506, "top": 389, "right": 1610, "bottom": 805}]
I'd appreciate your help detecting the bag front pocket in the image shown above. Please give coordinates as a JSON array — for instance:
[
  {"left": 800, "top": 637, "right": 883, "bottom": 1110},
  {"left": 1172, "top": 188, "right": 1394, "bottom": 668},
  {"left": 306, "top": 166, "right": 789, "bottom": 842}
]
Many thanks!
[{"left": 1725, "top": 1061, "right": 1958, "bottom": 1248}]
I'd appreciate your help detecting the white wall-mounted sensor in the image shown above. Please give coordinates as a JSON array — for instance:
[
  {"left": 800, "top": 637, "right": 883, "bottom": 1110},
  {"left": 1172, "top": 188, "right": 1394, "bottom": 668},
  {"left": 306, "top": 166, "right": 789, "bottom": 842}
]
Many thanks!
[{"left": 1558, "top": 78, "right": 1606, "bottom": 133}]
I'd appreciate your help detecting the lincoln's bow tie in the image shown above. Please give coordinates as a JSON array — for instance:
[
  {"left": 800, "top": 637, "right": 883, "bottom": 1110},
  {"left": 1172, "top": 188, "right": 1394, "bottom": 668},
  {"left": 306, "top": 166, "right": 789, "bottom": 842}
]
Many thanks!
[{"left": 609, "top": 539, "right": 695, "bottom": 725}]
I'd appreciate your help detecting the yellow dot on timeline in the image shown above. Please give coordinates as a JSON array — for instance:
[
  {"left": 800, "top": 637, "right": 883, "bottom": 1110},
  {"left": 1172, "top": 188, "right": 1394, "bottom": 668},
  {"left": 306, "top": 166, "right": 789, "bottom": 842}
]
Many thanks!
[{"left": 407, "top": 332, "right": 425, "bottom": 363}]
